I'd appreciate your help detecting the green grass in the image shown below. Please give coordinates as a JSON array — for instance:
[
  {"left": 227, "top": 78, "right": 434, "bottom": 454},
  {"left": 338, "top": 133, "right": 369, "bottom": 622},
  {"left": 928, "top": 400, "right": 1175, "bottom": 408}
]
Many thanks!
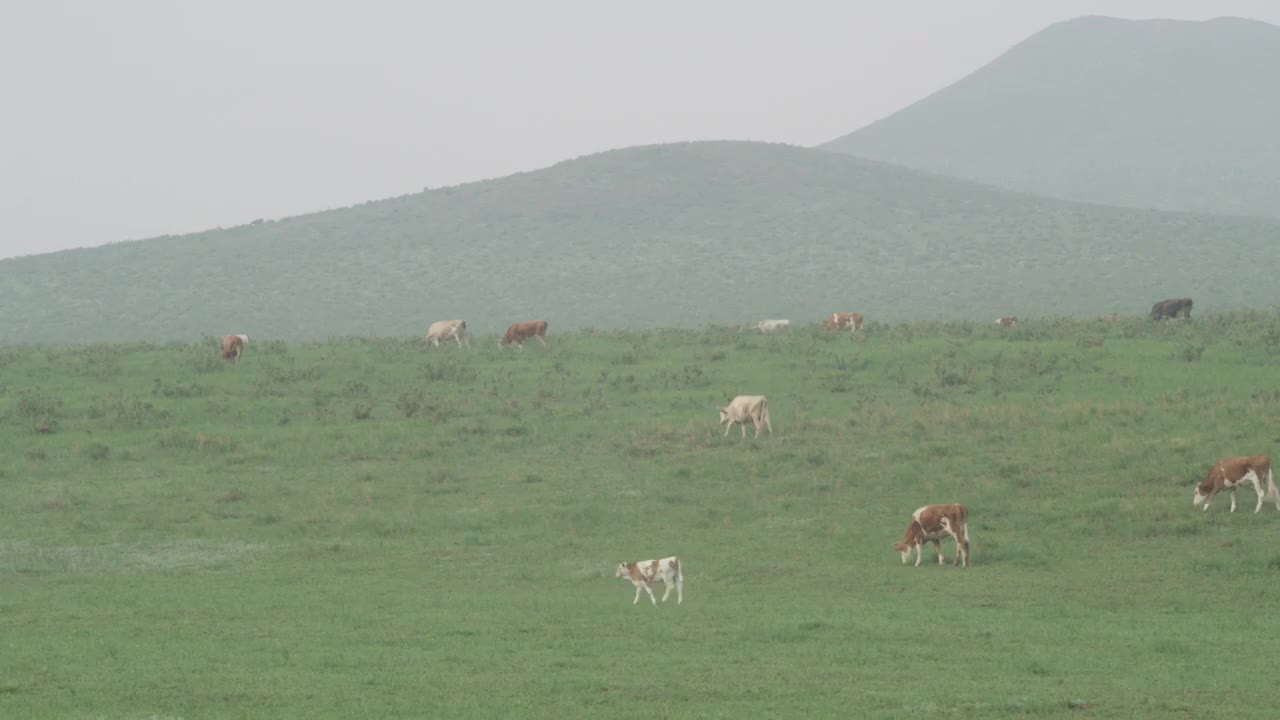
[{"left": 4, "top": 313, "right": 1280, "bottom": 718}]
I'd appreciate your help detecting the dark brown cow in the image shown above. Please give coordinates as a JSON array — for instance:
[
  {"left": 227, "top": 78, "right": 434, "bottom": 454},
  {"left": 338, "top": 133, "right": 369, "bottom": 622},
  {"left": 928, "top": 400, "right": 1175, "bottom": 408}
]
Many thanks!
[
  {"left": 894, "top": 504, "right": 970, "bottom": 567},
  {"left": 220, "top": 334, "right": 248, "bottom": 363},
  {"left": 1151, "top": 298, "right": 1193, "bottom": 320},
  {"left": 499, "top": 320, "right": 548, "bottom": 350},
  {"left": 823, "top": 312, "right": 864, "bottom": 333},
  {"left": 994, "top": 316, "right": 1018, "bottom": 328},
  {"left": 1193, "top": 456, "right": 1279, "bottom": 513}
]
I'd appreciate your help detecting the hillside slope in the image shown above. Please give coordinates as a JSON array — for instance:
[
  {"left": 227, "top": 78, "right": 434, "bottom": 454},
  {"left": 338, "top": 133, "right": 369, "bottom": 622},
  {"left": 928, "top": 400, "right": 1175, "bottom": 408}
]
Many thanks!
[
  {"left": 823, "top": 16, "right": 1280, "bottom": 218},
  {"left": 2, "top": 141, "right": 1278, "bottom": 343}
]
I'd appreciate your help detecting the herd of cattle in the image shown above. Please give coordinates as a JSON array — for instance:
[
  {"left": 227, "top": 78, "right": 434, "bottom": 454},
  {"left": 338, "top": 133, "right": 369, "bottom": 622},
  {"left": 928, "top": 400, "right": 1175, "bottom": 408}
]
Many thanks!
[{"left": 216, "top": 295, "right": 1259, "bottom": 605}]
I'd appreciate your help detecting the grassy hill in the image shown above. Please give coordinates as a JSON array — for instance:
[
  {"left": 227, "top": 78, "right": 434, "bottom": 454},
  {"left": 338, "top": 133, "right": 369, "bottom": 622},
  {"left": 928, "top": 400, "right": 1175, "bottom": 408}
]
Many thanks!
[
  {"left": 2, "top": 140, "right": 1279, "bottom": 343},
  {"left": 822, "top": 16, "right": 1280, "bottom": 218},
  {"left": 5, "top": 317, "right": 1280, "bottom": 717}
]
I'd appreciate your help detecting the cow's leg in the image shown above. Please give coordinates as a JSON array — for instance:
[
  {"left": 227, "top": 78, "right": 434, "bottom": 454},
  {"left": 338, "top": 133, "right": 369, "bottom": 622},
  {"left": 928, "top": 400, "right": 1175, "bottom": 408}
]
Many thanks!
[
  {"left": 740, "top": 422, "right": 747, "bottom": 439},
  {"left": 643, "top": 584, "right": 657, "bottom": 606},
  {"left": 676, "top": 577, "right": 683, "bottom": 605},
  {"left": 632, "top": 584, "right": 644, "bottom": 604},
  {"left": 933, "top": 539, "right": 944, "bottom": 565},
  {"left": 536, "top": 335, "right": 548, "bottom": 348},
  {"left": 1230, "top": 487, "right": 1238, "bottom": 513},
  {"left": 913, "top": 543, "right": 923, "bottom": 567},
  {"left": 517, "top": 342, "right": 525, "bottom": 352},
  {"left": 1202, "top": 487, "right": 1216, "bottom": 511},
  {"left": 1251, "top": 475, "right": 1266, "bottom": 513},
  {"left": 752, "top": 417, "right": 761, "bottom": 438},
  {"left": 660, "top": 581, "right": 673, "bottom": 603},
  {"left": 723, "top": 422, "right": 732, "bottom": 438},
  {"left": 452, "top": 334, "right": 463, "bottom": 348}
]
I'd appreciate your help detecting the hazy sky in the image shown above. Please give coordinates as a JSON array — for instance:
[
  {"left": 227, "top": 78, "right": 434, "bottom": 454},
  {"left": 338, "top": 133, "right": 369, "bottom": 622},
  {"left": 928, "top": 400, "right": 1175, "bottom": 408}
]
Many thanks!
[{"left": 3, "top": 1, "right": 1278, "bottom": 260}]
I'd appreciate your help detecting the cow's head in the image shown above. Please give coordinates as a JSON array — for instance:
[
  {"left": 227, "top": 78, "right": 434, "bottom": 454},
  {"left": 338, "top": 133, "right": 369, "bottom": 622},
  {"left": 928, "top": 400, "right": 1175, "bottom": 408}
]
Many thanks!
[
  {"left": 615, "top": 562, "right": 631, "bottom": 578},
  {"left": 1192, "top": 486, "right": 1209, "bottom": 508},
  {"left": 893, "top": 540, "right": 913, "bottom": 563},
  {"left": 718, "top": 407, "right": 731, "bottom": 426}
]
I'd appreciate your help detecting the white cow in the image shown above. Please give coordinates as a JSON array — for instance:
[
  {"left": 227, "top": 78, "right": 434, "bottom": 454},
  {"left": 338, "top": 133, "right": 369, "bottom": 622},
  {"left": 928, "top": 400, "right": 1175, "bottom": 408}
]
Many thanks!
[
  {"left": 718, "top": 395, "right": 772, "bottom": 438},
  {"left": 426, "top": 320, "right": 469, "bottom": 348},
  {"left": 753, "top": 319, "right": 790, "bottom": 334},
  {"left": 615, "top": 556, "right": 683, "bottom": 605}
]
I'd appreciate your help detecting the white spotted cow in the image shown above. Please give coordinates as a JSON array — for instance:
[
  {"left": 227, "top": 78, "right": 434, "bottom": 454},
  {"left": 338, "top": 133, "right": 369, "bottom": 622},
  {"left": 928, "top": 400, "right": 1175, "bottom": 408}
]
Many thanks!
[
  {"left": 718, "top": 395, "right": 772, "bottom": 438},
  {"left": 894, "top": 504, "right": 970, "bottom": 567},
  {"left": 753, "top": 319, "right": 791, "bottom": 334},
  {"left": 426, "top": 319, "right": 469, "bottom": 348},
  {"left": 1193, "top": 455, "right": 1279, "bottom": 513},
  {"left": 615, "top": 556, "right": 683, "bottom": 606}
]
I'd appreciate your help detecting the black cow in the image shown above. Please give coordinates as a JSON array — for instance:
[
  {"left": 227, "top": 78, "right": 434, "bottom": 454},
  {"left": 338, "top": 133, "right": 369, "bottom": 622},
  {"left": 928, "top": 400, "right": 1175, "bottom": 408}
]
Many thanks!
[{"left": 1151, "top": 298, "right": 1193, "bottom": 320}]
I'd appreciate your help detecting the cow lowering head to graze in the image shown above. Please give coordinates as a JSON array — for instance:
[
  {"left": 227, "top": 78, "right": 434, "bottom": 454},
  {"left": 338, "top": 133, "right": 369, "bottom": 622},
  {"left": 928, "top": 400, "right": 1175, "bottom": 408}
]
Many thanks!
[
  {"left": 994, "top": 316, "right": 1018, "bottom": 328},
  {"left": 754, "top": 319, "right": 790, "bottom": 334},
  {"left": 615, "top": 556, "right": 683, "bottom": 605},
  {"left": 718, "top": 395, "right": 772, "bottom": 438},
  {"left": 823, "top": 312, "right": 864, "bottom": 333},
  {"left": 426, "top": 320, "right": 469, "bottom": 348},
  {"left": 498, "top": 320, "right": 548, "bottom": 350},
  {"left": 1151, "top": 298, "right": 1193, "bottom": 320},
  {"left": 894, "top": 504, "right": 970, "bottom": 567},
  {"left": 220, "top": 334, "right": 248, "bottom": 363},
  {"left": 1193, "top": 455, "right": 1279, "bottom": 513}
]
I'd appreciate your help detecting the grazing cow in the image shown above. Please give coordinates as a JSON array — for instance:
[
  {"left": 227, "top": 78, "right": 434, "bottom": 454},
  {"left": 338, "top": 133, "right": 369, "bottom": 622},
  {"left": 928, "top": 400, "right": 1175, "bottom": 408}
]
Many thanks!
[
  {"left": 894, "top": 504, "right": 970, "bottom": 567},
  {"left": 499, "top": 320, "right": 549, "bottom": 350},
  {"left": 753, "top": 319, "right": 790, "bottom": 334},
  {"left": 994, "top": 316, "right": 1018, "bottom": 328},
  {"left": 718, "top": 395, "right": 772, "bottom": 438},
  {"left": 1101, "top": 314, "right": 1123, "bottom": 322},
  {"left": 1193, "top": 456, "right": 1279, "bottom": 513},
  {"left": 615, "top": 556, "right": 683, "bottom": 605},
  {"left": 220, "top": 334, "right": 248, "bottom": 363},
  {"left": 1151, "top": 298, "right": 1193, "bottom": 320},
  {"left": 824, "top": 312, "right": 864, "bottom": 333},
  {"left": 426, "top": 319, "right": 469, "bottom": 348}
]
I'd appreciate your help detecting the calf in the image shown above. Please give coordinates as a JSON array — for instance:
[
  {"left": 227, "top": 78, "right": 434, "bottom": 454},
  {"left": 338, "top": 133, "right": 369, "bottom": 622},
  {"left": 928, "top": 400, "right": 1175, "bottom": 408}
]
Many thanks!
[
  {"left": 426, "top": 319, "right": 469, "bottom": 348},
  {"left": 994, "top": 316, "right": 1018, "bottom": 328},
  {"left": 220, "top": 334, "right": 248, "bottom": 363},
  {"left": 499, "top": 320, "right": 549, "bottom": 350},
  {"left": 1193, "top": 455, "right": 1279, "bottom": 513},
  {"left": 718, "top": 395, "right": 772, "bottom": 438},
  {"left": 894, "top": 504, "right": 970, "bottom": 567},
  {"left": 615, "top": 556, "right": 683, "bottom": 605}
]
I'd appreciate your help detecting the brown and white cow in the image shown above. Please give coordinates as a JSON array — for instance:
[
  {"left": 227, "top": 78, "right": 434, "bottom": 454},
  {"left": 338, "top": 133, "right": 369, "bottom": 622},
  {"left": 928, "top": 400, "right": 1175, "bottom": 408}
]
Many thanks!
[
  {"left": 1193, "top": 456, "right": 1279, "bottom": 513},
  {"left": 499, "top": 320, "right": 548, "bottom": 350},
  {"left": 894, "top": 504, "right": 970, "bottom": 567},
  {"left": 718, "top": 395, "right": 772, "bottom": 438},
  {"left": 994, "top": 316, "right": 1018, "bottom": 328},
  {"left": 426, "top": 320, "right": 469, "bottom": 348},
  {"left": 615, "top": 556, "right": 683, "bottom": 605},
  {"left": 220, "top": 334, "right": 248, "bottom": 363},
  {"left": 823, "top": 312, "right": 864, "bottom": 333}
]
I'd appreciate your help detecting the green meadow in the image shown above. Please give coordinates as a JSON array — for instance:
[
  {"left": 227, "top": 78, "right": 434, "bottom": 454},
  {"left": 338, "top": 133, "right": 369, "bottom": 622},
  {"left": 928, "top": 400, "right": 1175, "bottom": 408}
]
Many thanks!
[{"left": 4, "top": 314, "right": 1280, "bottom": 719}]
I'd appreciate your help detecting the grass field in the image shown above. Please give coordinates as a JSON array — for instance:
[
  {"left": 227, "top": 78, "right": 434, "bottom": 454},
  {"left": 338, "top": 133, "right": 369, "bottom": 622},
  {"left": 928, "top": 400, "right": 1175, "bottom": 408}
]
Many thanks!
[{"left": 4, "top": 313, "right": 1280, "bottom": 719}]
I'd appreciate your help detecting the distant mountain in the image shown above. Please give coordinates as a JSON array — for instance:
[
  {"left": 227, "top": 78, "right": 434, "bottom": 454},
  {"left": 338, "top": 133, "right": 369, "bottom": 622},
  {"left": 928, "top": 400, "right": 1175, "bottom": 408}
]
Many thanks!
[
  {"left": 823, "top": 16, "right": 1280, "bottom": 218},
  {"left": 2, "top": 141, "right": 1278, "bottom": 343}
]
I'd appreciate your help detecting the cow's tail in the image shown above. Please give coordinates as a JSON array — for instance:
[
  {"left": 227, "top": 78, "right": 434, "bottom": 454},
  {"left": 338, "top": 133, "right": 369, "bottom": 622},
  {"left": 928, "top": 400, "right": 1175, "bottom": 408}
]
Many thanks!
[{"left": 761, "top": 397, "right": 771, "bottom": 431}]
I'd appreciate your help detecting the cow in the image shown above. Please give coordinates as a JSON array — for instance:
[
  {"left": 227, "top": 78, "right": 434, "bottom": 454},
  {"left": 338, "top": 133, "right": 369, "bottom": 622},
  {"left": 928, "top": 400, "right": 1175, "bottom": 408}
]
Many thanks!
[
  {"left": 1193, "top": 456, "right": 1279, "bottom": 513},
  {"left": 1151, "top": 298, "right": 1193, "bottom": 320},
  {"left": 615, "top": 556, "right": 683, "bottom": 606},
  {"left": 426, "top": 320, "right": 469, "bottom": 348},
  {"left": 894, "top": 504, "right": 970, "bottom": 567},
  {"left": 753, "top": 319, "right": 790, "bottom": 334},
  {"left": 994, "top": 316, "right": 1018, "bottom": 328},
  {"left": 823, "top": 312, "right": 864, "bottom": 333},
  {"left": 499, "top": 320, "right": 548, "bottom": 350},
  {"left": 220, "top": 334, "right": 248, "bottom": 363},
  {"left": 718, "top": 395, "right": 772, "bottom": 438}
]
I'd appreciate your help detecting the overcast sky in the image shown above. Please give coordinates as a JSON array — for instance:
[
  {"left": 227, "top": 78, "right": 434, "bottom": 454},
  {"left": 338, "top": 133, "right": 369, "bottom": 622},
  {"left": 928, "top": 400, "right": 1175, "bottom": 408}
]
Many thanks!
[{"left": 2, "top": 1, "right": 1277, "bottom": 260}]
